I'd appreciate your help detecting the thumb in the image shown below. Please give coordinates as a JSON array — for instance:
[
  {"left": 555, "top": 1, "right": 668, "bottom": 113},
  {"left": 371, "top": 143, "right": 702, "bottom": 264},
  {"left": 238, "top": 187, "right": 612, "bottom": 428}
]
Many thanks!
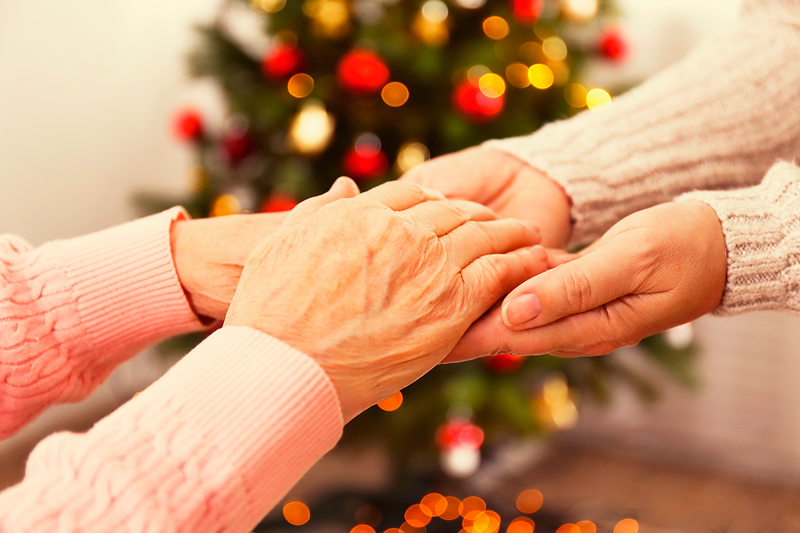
[
  {"left": 500, "top": 239, "right": 636, "bottom": 330},
  {"left": 283, "top": 176, "right": 360, "bottom": 227}
]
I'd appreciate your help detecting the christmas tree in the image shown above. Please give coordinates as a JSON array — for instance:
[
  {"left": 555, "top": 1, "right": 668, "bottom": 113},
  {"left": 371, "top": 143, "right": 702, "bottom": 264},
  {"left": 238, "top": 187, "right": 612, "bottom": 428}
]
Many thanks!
[{"left": 137, "top": 0, "right": 695, "bottom": 530}]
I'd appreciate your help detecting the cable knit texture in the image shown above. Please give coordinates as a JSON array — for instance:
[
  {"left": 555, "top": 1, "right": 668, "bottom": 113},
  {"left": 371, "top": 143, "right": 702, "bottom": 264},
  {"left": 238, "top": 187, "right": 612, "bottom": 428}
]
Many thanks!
[
  {"left": 0, "top": 208, "right": 204, "bottom": 439},
  {"left": 486, "top": 0, "right": 800, "bottom": 246},
  {"left": 677, "top": 161, "right": 800, "bottom": 315},
  {"left": 0, "top": 326, "right": 344, "bottom": 532}
]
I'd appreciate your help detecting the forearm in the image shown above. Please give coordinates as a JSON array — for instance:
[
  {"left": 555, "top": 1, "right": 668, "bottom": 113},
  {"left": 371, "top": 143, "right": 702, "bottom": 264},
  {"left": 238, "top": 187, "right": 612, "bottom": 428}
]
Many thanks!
[
  {"left": 0, "top": 327, "right": 343, "bottom": 533},
  {"left": 0, "top": 208, "right": 204, "bottom": 439},
  {"left": 487, "top": 0, "right": 800, "bottom": 246},
  {"left": 676, "top": 161, "right": 800, "bottom": 315}
]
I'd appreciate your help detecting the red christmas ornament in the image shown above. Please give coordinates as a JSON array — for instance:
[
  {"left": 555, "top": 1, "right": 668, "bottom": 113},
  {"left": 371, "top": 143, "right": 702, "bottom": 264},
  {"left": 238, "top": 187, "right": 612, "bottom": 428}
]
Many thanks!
[
  {"left": 173, "top": 108, "right": 204, "bottom": 142},
  {"left": 222, "top": 132, "right": 253, "bottom": 164},
  {"left": 436, "top": 421, "right": 485, "bottom": 451},
  {"left": 511, "top": 0, "right": 544, "bottom": 25},
  {"left": 337, "top": 49, "right": 390, "bottom": 94},
  {"left": 599, "top": 28, "right": 628, "bottom": 61},
  {"left": 260, "top": 193, "right": 299, "bottom": 213},
  {"left": 262, "top": 43, "right": 305, "bottom": 78},
  {"left": 483, "top": 353, "right": 523, "bottom": 373},
  {"left": 343, "top": 146, "right": 389, "bottom": 180},
  {"left": 452, "top": 81, "right": 504, "bottom": 122}
]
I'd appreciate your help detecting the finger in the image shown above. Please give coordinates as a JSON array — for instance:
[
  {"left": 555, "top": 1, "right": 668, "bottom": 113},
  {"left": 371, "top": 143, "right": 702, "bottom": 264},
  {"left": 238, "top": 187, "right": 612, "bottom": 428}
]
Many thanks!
[
  {"left": 443, "top": 307, "right": 508, "bottom": 363},
  {"left": 403, "top": 199, "right": 497, "bottom": 237},
  {"left": 443, "top": 218, "right": 540, "bottom": 268},
  {"left": 460, "top": 245, "right": 549, "bottom": 316},
  {"left": 359, "top": 181, "right": 446, "bottom": 211},
  {"left": 283, "top": 177, "right": 360, "bottom": 227},
  {"left": 500, "top": 239, "right": 638, "bottom": 331}
]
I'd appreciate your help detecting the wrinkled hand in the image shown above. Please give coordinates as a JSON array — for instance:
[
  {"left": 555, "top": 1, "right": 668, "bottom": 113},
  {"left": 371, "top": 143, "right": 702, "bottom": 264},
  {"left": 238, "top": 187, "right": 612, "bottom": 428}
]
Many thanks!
[
  {"left": 225, "top": 179, "right": 548, "bottom": 422},
  {"left": 445, "top": 201, "right": 727, "bottom": 360},
  {"left": 401, "top": 146, "right": 572, "bottom": 248},
  {"left": 171, "top": 180, "right": 359, "bottom": 320}
]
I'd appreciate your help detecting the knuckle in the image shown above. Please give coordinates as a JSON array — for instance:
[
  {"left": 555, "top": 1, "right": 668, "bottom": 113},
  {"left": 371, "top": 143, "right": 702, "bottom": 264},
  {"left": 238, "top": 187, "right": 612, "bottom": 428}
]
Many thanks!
[{"left": 560, "top": 265, "right": 594, "bottom": 313}]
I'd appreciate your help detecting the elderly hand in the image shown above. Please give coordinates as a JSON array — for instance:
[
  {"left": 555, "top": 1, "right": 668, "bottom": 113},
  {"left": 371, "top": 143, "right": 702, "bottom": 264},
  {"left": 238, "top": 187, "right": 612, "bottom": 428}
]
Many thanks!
[
  {"left": 445, "top": 201, "right": 726, "bottom": 360},
  {"left": 401, "top": 146, "right": 572, "bottom": 248},
  {"left": 170, "top": 179, "right": 360, "bottom": 320},
  {"left": 225, "top": 179, "right": 548, "bottom": 422}
]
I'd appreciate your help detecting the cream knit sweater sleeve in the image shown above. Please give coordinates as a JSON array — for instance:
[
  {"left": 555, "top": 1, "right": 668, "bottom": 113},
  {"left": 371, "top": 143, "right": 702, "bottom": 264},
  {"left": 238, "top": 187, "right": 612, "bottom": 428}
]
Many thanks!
[
  {"left": 487, "top": 0, "right": 800, "bottom": 247},
  {"left": 677, "top": 161, "right": 800, "bottom": 316}
]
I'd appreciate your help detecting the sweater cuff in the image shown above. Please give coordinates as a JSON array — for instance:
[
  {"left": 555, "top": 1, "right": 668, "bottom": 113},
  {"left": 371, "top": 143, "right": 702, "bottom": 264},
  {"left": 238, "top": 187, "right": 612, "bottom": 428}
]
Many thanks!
[
  {"left": 675, "top": 161, "right": 800, "bottom": 315},
  {"left": 57, "top": 207, "right": 206, "bottom": 355}
]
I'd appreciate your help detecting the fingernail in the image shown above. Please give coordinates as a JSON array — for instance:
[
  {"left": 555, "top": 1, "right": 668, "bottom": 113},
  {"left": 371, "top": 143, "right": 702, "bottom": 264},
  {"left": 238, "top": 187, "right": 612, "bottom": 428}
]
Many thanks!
[{"left": 503, "top": 293, "right": 542, "bottom": 327}]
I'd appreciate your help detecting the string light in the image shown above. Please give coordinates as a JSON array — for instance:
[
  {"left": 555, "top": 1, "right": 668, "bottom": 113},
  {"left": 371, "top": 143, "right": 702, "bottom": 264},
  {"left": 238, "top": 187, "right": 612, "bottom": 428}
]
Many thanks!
[
  {"left": 483, "top": 16, "right": 509, "bottom": 40},
  {"left": 288, "top": 100, "right": 335, "bottom": 154},
  {"left": 396, "top": 142, "right": 430, "bottom": 172},
  {"left": 251, "top": 0, "right": 286, "bottom": 13},
  {"left": 516, "top": 489, "right": 543, "bottom": 513},
  {"left": 378, "top": 391, "right": 403, "bottom": 411},
  {"left": 561, "top": 0, "right": 599, "bottom": 22},
  {"left": 507, "top": 517, "right": 535, "bottom": 533},
  {"left": 478, "top": 73, "right": 506, "bottom": 98},
  {"left": 420, "top": 493, "right": 447, "bottom": 517},
  {"left": 440, "top": 497, "right": 462, "bottom": 520},
  {"left": 283, "top": 502, "right": 311, "bottom": 526},
  {"left": 459, "top": 496, "right": 486, "bottom": 518},
  {"left": 586, "top": 88, "right": 612, "bottom": 110},
  {"left": 564, "top": 83, "right": 588, "bottom": 107},
  {"left": 614, "top": 519, "right": 638, "bottom": 533},
  {"left": 542, "top": 36, "right": 567, "bottom": 61},
  {"left": 287, "top": 73, "right": 314, "bottom": 98},
  {"left": 505, "top": 63, "right": 531, "bottom": 88},
  {"left": 528, "top": 64, "right": 554, "bottom": 89},
  {"left": 381, "top": 81, "right": 410, "bottom": 107},
  {"left": 405, "top": 505, "right": 432, "bottom": 528},
  {"left": 210, "top": 194, "right": 241, "bottom": 217}
]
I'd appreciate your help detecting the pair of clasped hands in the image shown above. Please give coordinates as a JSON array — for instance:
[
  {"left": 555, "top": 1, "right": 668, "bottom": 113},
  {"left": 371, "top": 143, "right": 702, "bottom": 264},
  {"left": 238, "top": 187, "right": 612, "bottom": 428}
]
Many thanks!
[{"left": 172, "top": 147, "right": 726, "bottom": 422}]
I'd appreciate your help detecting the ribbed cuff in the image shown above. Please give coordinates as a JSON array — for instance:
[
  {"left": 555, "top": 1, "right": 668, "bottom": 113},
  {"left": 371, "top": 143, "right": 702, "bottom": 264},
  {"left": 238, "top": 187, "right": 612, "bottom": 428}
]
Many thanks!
[
  {"left": 96, "top": 327, "right": 343, "bottom": 531},
  {"left": 676, "top": 161, "right": 800, "bottom": 315},
  {"left": 58, "top": 207, "right": 205, "bottom": 355}
]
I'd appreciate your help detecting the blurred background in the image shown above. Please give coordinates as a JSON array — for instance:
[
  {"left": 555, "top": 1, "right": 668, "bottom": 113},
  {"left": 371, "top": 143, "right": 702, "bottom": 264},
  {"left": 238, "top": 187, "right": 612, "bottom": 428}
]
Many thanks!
[{"left": 2, "top": 0, "right": 800, "bottom": 531}]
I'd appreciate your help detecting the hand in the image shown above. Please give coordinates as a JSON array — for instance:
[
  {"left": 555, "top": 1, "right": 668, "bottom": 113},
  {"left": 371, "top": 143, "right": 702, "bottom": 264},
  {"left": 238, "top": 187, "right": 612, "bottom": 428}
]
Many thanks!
[
  {"left": 401, "top": 146, "right": 572, "bottom": 248},
  {"left": 225, "top": 180, "right": 548, "bottom": 422},
  {"left": 171, "top": 179, "right": 360, "bottom": 320},
  {"left": 445, "top": 201, "right": 726, "bottom": 360}
]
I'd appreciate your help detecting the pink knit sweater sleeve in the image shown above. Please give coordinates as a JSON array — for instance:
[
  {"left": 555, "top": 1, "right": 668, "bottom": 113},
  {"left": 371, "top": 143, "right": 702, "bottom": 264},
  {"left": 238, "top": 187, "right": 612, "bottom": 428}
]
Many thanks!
[
  {"left": 0, "top": 326, "right": 344, "bottom": 532},
  {"left": 0, "top": 208, "right": 205, "bottom": 439}
]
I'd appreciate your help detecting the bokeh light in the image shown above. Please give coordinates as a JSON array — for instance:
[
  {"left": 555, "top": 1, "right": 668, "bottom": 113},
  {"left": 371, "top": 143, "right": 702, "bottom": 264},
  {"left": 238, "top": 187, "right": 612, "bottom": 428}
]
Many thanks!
[
  {"left": 287, "top": 73, "right": 314, "bottom": 98},
  {"left": 283, "top": 502, "right": 310, "bottom": 525},
  {"left": 528, "top": 64, "right": 554, "bottom": 89},
  {"left": 516, "top": 489, "right": 543, "bottom": 514},
  {"left": 586, "top": 88, "right": 612, "bottom": 110},
  {"left": 519, "top": 42, "right": 545, "bottom": 64},
  {"left": 399, "top": 523, "right": 425, "bottom": 533},
  {"left": 210, "top": 194, "right": 241, "bottom": 217},
  {"left": 384, "top": 528, "right": 403, "bottom": 533},
  {"left": 397, "top": 142, "right": 430, "bottom": 172},
  {"left": 459, "top": 496, "right": 486, "bottom": 518},
  {"left": 288, "top": 100, "right": 335, "bottom": 154},
  {"left": 421, "top": 0, "right": 448, "bottom": 22},
  {"left": 352, "top": 525, "right": 376, "bottom": 533},
  {"left": 405, "top": 505, "right": 432, "bottom": 528},
  {"left": 483, "top": 16, "right": 510, "bottom": 40},
  {"left": 613, "top": 519, "right": 638, "bottom": 533},
  {"left": 440, "top": 496, "right": 462, "bottom": 520},
  {"left": 251, "top": 0, "right": 286, "bottom": 13},
  {"left": 561, "top": 0, "right": 598, "bottom": 21},
  {"left": 463, "top": 510, "right": 500, "bottom": 533},
  {"left": 555, "top": 525, "right": 579, "bottom": 533},
  {"left": 542, "top": 37, "right": 567, "bottom": 61},
  {"left": 455, "top": 0, "right": 486, "bottom": 7},
  {"left": 505, "top": 63, "right": 530, "bottom": 88},
  {"left": 564, "top": 83, "right": 588, "bottom": 107},
  {"left": 378, "top": 391, "right": 403, "bottom": 411},
  {"left": 381, "top": 82, "right": 410, "bottom": 107},
  {"left": 478, "top": 73, "right": 506, "bottom": 98},
  {"left": 420, "top": 493, "right": 447, "bottom": 517},
  {"left": 467, "top": 65, "right": 491, "bottom": 86},
  {"left": 576, "top": 521, "right": 596, "bottom": 533},
  {"left": 549, "top": 61, "right": 570, "bottom": 86},
  {"left": 506, "top": 517, "right": 535, "bottom": 533}
]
